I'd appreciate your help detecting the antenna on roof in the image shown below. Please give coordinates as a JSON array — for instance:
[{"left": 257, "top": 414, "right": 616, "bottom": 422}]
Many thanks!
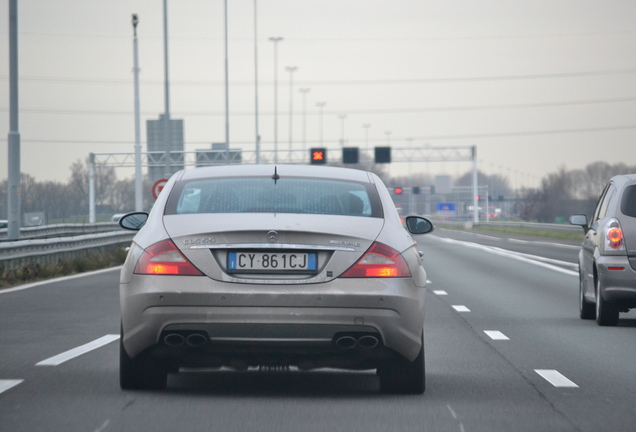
[{"left": 272, "top": 166, "right": 280, "bottom": 184}]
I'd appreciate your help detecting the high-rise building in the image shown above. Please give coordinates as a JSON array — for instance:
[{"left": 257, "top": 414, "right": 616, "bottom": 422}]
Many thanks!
[{"left": 146, "top": 114, "right": 184, "bottom": 182}]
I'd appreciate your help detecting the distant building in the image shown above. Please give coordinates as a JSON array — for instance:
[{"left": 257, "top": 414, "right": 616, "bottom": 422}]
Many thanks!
[
  {"left": 195, "top": 143, "right": 242, "bottom": 167},
  {"left": 146, "top": 114, "right": 184, "bottom": 182}
]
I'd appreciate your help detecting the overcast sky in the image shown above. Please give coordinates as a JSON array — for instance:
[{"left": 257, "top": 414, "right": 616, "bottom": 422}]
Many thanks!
[{"left": 1, "top": 0, "right": 635, "bottom": 189}]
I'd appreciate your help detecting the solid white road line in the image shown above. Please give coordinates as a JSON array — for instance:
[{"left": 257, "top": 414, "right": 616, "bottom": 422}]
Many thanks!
[
  {"left": 484, "top": 330, "right": 510, "bottom": 340},
  {"left": 433, "top": 290, "right": 448, "bottom": 295},
  {"left": 36, "top": 334, "right": 120, "bottom": 366},
  {"left": 452, "top": 305, "right": 471, "bottom": 312},
  {"left": 0, "top": 380, "right": 23, "bottom": 394},
  {"left": 431, "top": 236, "right": 578, "bottom": 276},
  {"left": 535, "top": 369, "right": 579, "bottom": 388}
]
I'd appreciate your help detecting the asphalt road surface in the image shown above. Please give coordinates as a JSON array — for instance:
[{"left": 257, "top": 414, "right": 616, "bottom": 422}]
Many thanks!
[{"left": 1, "top": 228, "right": 634, "bottom": 432}]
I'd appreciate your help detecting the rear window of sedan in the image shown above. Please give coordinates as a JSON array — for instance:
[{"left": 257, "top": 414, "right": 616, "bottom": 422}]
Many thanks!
[
  {"left": 621, "top": 185, "right": 636, "bottom": 217},
  {"left": 164, "top": 177, "right": 383, "bottom": 218}
]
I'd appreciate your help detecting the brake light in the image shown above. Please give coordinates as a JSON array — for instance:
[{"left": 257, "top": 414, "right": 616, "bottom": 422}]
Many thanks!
[
  {"left": 134, "top": 239, "right": 203, "bottom": 276},
  {"left": 341, "top": 242, "right": 411, "bottom": 278},
  {"left": 607, "top": 227, "right": 623, "bottom": 249}
]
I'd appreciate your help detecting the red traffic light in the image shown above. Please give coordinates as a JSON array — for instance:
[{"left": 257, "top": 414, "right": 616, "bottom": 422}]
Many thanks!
[{"left": 394, "top": 187, "right": 403, "bottom": 195}]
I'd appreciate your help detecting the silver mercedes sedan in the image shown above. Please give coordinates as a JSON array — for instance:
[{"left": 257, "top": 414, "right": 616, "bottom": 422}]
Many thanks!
[{"left": 118, "top": 164, "right": 433, "bottom": 393}]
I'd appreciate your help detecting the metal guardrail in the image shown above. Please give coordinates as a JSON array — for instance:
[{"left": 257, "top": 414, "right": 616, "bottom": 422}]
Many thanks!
[
  {"left": 0, "top": 222, "right": 119, "bottom": 241},
  {"left": 0, "top": 230, "right": 135, "bottom": 272}
]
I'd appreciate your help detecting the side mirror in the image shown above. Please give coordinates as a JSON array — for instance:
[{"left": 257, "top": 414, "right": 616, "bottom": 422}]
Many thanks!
[
  {"left": 405, "top": 216, "right": 434, "bottom": 235},
  {"left": 119, "top": 212, "right": 149, "bottom": 231},
  {"left": 569, "top": 214, "right": 589, "bottom": 233}
]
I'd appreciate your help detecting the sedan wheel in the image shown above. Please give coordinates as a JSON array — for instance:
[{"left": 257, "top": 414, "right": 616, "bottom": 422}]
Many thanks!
[
  {"left": 378, "top": 334, "right": 425, "bottom": 394},
  {"left": 579, "top": 273, "right": 595, "bottom": 320},
  {"left": 595, "top": 277, "right": 619, "bottom": 326},
  {"left": 120, "top": 326, "right": 168, "bottom": 390}
]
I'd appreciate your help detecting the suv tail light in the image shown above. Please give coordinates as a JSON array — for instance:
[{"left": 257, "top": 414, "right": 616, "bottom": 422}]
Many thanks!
[
  {"left": 134, "top": 239, "right": 203, "bottom": 276},
  {"left": 340, "top": 242, "right": 411, "bottom": 278},
  {"left": 608, "top": 227, "right": 623, "bottom": 249},
  {"left": 603, "top": 218, "right": 626, "bottom": 254}
]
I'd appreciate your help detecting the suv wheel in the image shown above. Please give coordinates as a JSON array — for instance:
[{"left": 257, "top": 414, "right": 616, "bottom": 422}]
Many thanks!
[
  {"left": 579, "top": 273, "right": 595, "bottom": 320},
  {"left": 595, "top": 277, "right": 619, "bottom": 326}
]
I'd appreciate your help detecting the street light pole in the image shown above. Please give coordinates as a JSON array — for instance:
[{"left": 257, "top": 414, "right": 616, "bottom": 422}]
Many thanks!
[
  {"left": 254, "top": 0, "right": 260, "bottom": 163},
  {"left": 286, "top": 66, "right": 297, "bottom": 162},
  {"left": 338, "top": 114, "right": 347, "bottom": 146},
  {"left": 132, "top": 14, "right": 143, "bottom": 212},
  {"left": 269, "top": 37, "right": 283, "bottom": 163},
  {"left": 223, "top": 0, "right": 230, "bottom": 161},
  {"left": 7, "top": 0, "right": 20, "bottom": 239},
  {"left": 363, "top": 123, "right": 370, "bottom": 154},
  {"left": 316, "top": 102, "right": 326, "bottom": 146},
  {"left": 299, "top": 88, "right": 310, "bottom": 152},
  {"left": 162, "top": 0, "right": 172, "bottom": 178}
]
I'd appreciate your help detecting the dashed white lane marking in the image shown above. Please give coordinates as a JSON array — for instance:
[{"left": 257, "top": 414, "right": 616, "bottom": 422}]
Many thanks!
[
  {"left": 535, "top": 369, "right": 579, "bottom": 388},
  {"left": 484, "top": 330, "right": 509, "bottom": 340},
  {"left": 433, "top": 290, "right": 448, "bottom": 295},
  {"left": 0, "top": 380, "right": 23, "bottom": 394},
  {"left": 446, "top": 405, "right": 467, "bottom": 432},
  {"left": 452, "top": 305, "right": 470, "bottom": 312},
  {"left": 36, "top": 334, "right": 120, "bottom": 366}
]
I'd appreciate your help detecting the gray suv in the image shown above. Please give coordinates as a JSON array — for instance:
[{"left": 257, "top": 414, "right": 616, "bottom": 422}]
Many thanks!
[{"left": 570, "top": 174, "right": 636, "bottom": 325}]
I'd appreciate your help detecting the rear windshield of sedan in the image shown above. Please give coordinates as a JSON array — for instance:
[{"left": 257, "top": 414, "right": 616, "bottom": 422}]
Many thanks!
[{"left": 165, "top": 177, "right": 383, "bottom": 218}]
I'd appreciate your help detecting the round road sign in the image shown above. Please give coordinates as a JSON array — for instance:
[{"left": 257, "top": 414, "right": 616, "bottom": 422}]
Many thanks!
[{"left": 152, "top": 179, "right": 168, "bottom": 199}]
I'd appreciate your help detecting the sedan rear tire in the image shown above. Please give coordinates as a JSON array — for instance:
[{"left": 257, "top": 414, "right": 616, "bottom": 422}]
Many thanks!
[
  {"left": 120, "top": 326, "right": 168, "bottom": 390},
  {"left": 378, "top": 334, "right": 425, "bottom": 394}
]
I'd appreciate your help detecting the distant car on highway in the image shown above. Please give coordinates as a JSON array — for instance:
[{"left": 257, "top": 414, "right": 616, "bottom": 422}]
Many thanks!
[
  {"left": 118, "top": 165, "right": 434, "bottom": 393},
  {"left": 111, "top": 213, "right": 127, "bottom": 223},
  {"left": 570, "top": 173, "right": 636, "bottom": 326}
]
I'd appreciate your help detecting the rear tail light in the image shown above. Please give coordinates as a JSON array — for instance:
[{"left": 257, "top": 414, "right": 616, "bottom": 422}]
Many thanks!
[
  {"left": 134, "top": 239, "right": 203, "bottom": 276},
  {"left": 607, "top": 227, "right": 623, "bottom": 249},
  {"left": 604, "top": 218, "right": 625, "bottom": 252},
  {"left": 340, "top": 242, "right": 411, "bottom": 278}
]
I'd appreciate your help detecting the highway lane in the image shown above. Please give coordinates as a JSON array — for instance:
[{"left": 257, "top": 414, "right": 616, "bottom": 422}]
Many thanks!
[
  {"left": 419, "top": 230, "right": 636, "bottom": 431},
  {"left": 0, "top": 230, "right": 634, "bottom": 431}
]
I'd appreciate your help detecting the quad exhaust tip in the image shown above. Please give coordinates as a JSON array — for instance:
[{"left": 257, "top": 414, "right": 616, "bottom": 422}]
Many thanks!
[
  {"left": 334, "top": 334, "right": 380, "bottom": 350},
  {"left": 163, "top": 332, "right": 208, "bottom": 348}
]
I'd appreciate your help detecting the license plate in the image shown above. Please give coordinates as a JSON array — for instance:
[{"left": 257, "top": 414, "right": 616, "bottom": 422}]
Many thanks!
[{"left": 227, "top": 252, "right": 317, "bottom": 272}]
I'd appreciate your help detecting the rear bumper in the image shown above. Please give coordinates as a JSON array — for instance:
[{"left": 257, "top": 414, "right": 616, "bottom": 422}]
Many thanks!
[
  {"left": 120, "top": 275, "right": 425, "bottom": 366},
  {"left": 597, "top": 255, "right": 636, "bottom": 307}
]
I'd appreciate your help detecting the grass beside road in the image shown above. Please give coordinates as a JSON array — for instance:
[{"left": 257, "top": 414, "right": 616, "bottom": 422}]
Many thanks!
[{"left": 0, "top": 247, "right": 127, "bottom": 290}]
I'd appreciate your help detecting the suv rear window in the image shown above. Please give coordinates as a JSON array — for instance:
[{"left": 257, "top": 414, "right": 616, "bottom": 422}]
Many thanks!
[
  {"left": 621, "top": 185, "right": 636, "bottom": 217},
  {"left": 165, "top": 177, "right": 382, "bottom": 218}
]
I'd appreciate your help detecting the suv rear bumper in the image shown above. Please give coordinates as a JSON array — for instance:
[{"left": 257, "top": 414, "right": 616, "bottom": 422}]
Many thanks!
[{"left": 597, "top": 256, "right": 636, "bottom": 307}]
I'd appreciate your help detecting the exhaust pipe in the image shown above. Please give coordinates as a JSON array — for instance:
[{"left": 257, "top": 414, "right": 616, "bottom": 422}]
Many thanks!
[
  {"left": 185, "top": 333, "right": 208, "bottom": 348},
  {"left": 164, "top": 333, "right": 185, "bottom": 347},
  {"left": 357, "top": 335, "right": 379, "bottom": 349},
  {"left": 335, "top": 336, "right": 357, "bottom": 350}
]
